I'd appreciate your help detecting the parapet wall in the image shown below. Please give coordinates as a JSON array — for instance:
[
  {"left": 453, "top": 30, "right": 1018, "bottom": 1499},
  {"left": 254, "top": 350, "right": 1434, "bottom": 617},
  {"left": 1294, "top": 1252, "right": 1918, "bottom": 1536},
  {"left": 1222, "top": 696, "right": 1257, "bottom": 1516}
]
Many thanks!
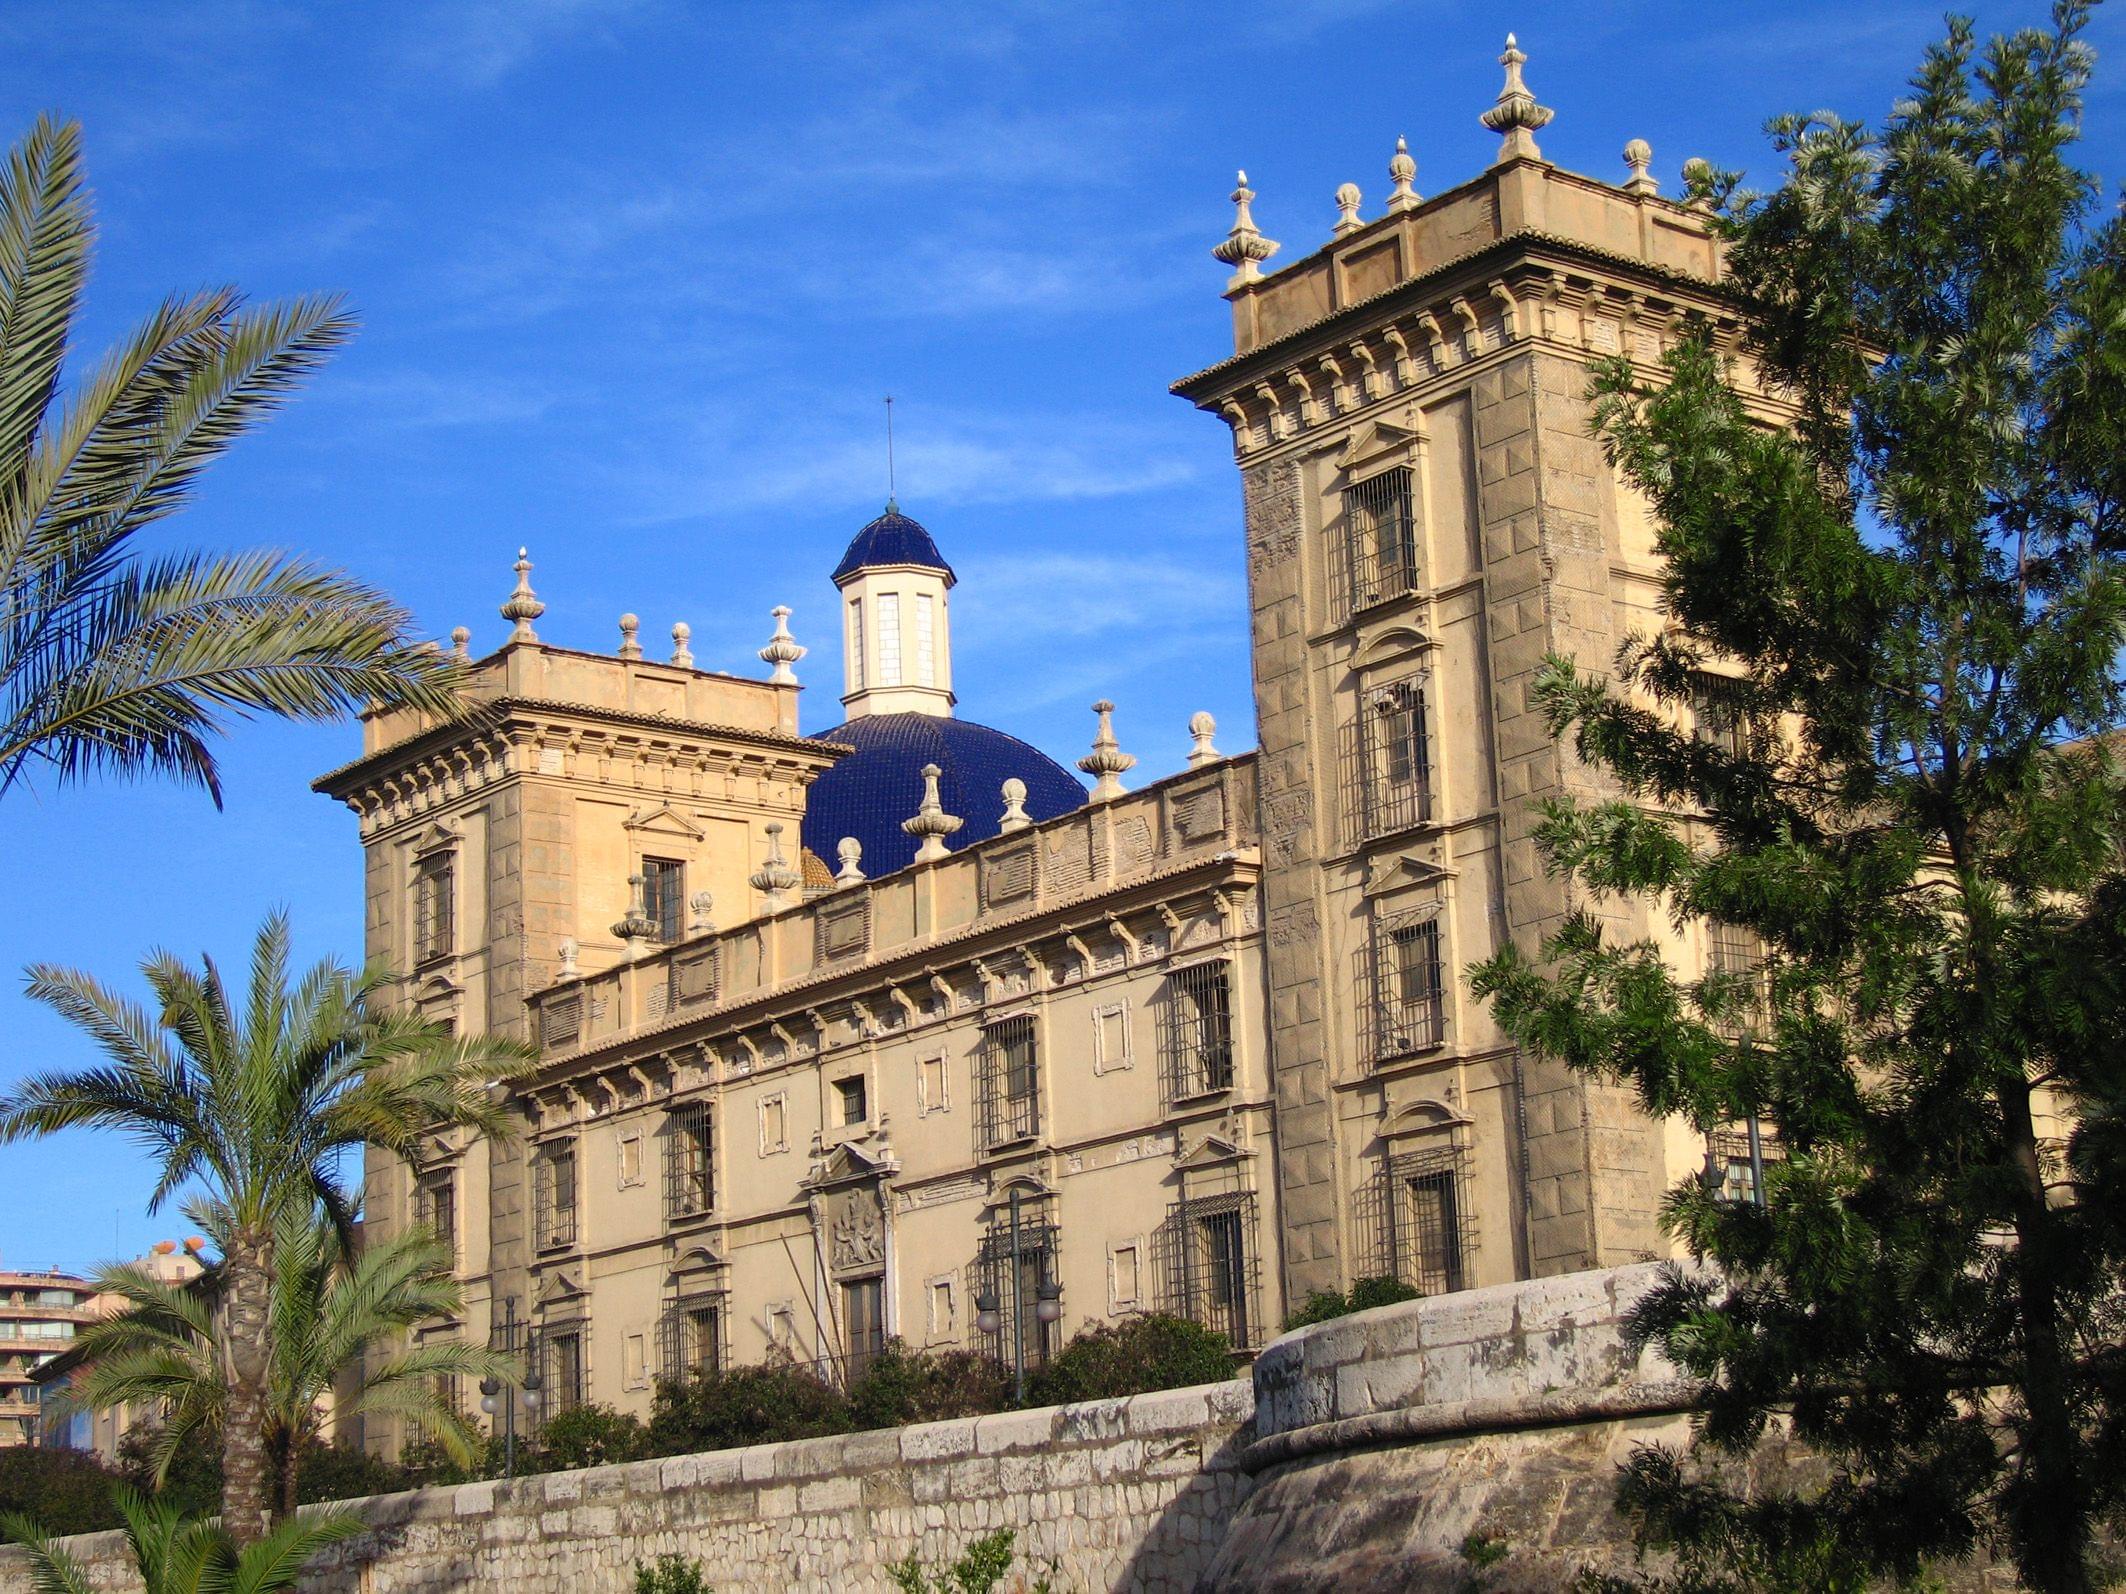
[{"left": 2, "top": 1266, "right": 1747, "bottom": 1594}]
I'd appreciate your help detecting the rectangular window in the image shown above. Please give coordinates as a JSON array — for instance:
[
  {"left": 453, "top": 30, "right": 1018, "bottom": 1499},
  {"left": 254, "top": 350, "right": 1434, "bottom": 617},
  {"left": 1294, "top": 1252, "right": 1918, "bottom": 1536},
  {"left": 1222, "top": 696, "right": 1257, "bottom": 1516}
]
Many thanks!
[
  {"left": 1374, "top": 1147, "right": 1472, "bottom": 1297},
  {"left": 1163, "top": 1194, "right": 1257, "bottom": 1349},
  {"left": 917, "top": 1053, "right": 948, "bottom": 1116},
  {"left": 1161, "top": 962, "right": 1235, "bottom": 1100},
  {"left": 1366, "top": 914, "right": 1445, "bottom": 1063},
  {"left": 642, "top": 857, "right": 685, "bottom": 944},
  {"left": 977, "top": 1016, "right": 1040, "bottom": 1150},
  {"left": 623, "top": 1332, "right": 647, "bottom": 1390},
  {"left": 1109, "top": 1242, "right": 1141, "bottom": 1312},
  {"left": 664, "top": 1102, "right": 714, "bottom": 1220},
  {"left": 759, "top": 1094, "right": 788, "bottom": 1155},
  {"left": 1343, "top": 675, "right": 1433, "bottom": 842},
  {"left": 617, "top": 1131, "right": 644, "bottom": 1188},
  {"left": 914, "top": 593, "right": 936, "bottom": 685},
  {"left": 877, "top": 593, "right": 902, "bottom": 686},
  {"left": 533, "top": 1142, "right": 578, "bottom": 1251},
  {"left": 1337, "top": 466, "right": 1418, "bottom": 617},
  {"left": 542, "top": 1329, "right": 585, "bottom": 1413},
  {"left": 834, "top": 1076, "right": 868, "bottom": 1127},
  {"left": 1690, "top": 671, "right": 1746, "bottom": 758},
  {"left": 969, "top": 1214, "right": 1058, "bottom": 1369},
  {"left": 413, "top": 854, "right": 455, "bottom": 963},
  {"left": 1707, "top": 922, "right": 1767, "bottom": 1039},
  {"left": 842, "top": 1277, "right": 885, "bottom": 1380},
  {"left": 1093, "top": 1004, "right": 1131, "bottom": 1074},
  {"left": 927, "top": 1278, "right": 954, "bottom": 1339},
  {"left": 659, "top": 1295, "right": 725, "bottom": 1380},
  {"left": 848, "top": 598, "right": 864, "bottom": 691},
  {"left": 420, "top": 1174, "right": 457, "bottom": 1268}
]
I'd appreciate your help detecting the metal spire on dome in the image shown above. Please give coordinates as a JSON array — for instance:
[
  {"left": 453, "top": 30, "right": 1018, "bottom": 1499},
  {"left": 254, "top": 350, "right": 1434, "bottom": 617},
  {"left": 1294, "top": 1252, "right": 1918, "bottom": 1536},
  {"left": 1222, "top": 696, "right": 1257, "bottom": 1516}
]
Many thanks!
[{"left": 884, "top": 394, "right": 898, "bottom": 514}]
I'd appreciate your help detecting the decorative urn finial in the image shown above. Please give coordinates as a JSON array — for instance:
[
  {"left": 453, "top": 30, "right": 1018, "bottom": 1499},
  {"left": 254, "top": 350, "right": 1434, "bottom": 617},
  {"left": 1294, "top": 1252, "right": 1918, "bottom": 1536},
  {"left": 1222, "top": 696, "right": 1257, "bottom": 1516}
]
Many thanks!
[
  {"left": 670, "top": 621, "right": 694, "bottom": 668},
  {"left": 835, "top": 837, "right": 866, "bottom": 886},
  {"left": 1212, "top": 170, "right": 1280, "bottom": 291},
  {"left": 557, "top": 937, "right": 580, "bottom": 980},
  {"left": 1622, "top": 138, "right": 1657, "bottom": 197},
  {"left": 686, "top": 889, "right": 716, "bottom": 936},
  {"left": 902, "top": 763, "right": 964, "bottom": 863},
  {"left": 612, "top": 872, "right": 656, "bottom": 955},
  {"left": 999, "top": 777, "right": 1031, "bottom": 834},
  {"left": 1188, "top": 711, "right": 1222, "bottom": 769},
  {"left": 750, "top": 823, "right": 802, "bottom": 910},
  {"left": 1387, "top": 135, "right": 1420, "bottom": 211},
  {"left": 1480, "top": 33, "right": 1554, "bottom": 163},
  {"left": 1681, "top": 156, "right": 1716, "bottom": 212},
  {"left": 501, "top": 547, "right": 545, "bottom": 643},
  {"left": 759, "top": 605, "right": 806, "bottom": 685},
  {"left": 617, "top": 613, "right": 642, "bottom": 661},
  {"left": 450, "top": 625, "right": 472, "bottom": 659},
  {"left": 1078, "top": 700, "right": 1138, "bottom": 802},
  {"left": 1333, "top": 182, "right": 1363, "bottom": 237}
]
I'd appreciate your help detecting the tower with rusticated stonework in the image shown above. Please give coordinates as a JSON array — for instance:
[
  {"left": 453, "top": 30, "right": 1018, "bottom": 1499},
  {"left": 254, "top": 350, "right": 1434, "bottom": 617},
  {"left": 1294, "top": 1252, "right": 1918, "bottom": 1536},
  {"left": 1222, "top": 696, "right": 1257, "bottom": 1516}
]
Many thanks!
[{"left": 1174, "top": 38, "right": 1760, "bottom": 1302}]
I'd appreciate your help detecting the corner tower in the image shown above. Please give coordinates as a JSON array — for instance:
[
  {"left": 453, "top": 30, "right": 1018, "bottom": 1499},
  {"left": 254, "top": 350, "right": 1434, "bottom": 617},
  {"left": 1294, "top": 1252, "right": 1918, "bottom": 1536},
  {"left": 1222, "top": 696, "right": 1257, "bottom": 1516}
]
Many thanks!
[{"left": 1174, "top": 39, "right": 1746, "bottom": 1302}]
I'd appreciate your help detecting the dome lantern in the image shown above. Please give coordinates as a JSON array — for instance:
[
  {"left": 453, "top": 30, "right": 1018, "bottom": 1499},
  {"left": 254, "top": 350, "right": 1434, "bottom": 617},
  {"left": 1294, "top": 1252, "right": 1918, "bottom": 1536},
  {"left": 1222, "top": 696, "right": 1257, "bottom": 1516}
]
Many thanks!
[{"left": 832, "top": 503, "right": 956, "bottom": 721}]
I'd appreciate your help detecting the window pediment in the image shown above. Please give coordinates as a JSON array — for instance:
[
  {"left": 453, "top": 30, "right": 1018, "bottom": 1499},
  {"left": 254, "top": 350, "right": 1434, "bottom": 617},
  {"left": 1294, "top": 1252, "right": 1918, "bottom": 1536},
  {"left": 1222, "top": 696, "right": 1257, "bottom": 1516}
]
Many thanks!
[
  {"left": 625, "top": 802, "right": 704, "bottom": 841},
  {"left": 410, "top": 821, "right": 461, "bottom": 860},
  {"left": 1334, "top": 416, "right": 1426, "bottom": 476}
]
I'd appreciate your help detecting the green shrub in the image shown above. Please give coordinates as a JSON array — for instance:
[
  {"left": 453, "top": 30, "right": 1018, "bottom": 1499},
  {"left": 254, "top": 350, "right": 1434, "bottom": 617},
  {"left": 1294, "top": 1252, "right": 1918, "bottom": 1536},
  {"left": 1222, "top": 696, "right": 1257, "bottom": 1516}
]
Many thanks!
[
  {"left": 847, "top": 1340, "right": 1011, "bottom": 1430},
  {"left": 1024, "top": 1313, "right": 1233, "bottom": 1406},
  {"left": 293, "top": 1440, "right": 411, "bottom": 1504},
  {"left": 635, "top": 1551, "right": 712, "bottom": 1593},
  {"left": 1282, "top": 1275, "right": 1423, "bottom": 1331},
  {"left": 886, "top": 1527, "right": 1019, "bottom": 1594},
  {"left": 647, "top": 1356, "right": 852, "bottom": 1456},
  {"left": 0, "top": 1445, "right": 123, "bottom": 1541},
  {"left": 531, "top": 1403, "right": 651, "bottom": 1472}
]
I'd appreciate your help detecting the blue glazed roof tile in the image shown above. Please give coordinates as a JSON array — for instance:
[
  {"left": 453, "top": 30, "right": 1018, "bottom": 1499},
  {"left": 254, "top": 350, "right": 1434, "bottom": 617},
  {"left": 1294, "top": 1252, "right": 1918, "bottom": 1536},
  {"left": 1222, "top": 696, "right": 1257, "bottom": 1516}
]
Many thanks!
[{"left": 830, "top": 503, "right": 955, "bottom": 585}]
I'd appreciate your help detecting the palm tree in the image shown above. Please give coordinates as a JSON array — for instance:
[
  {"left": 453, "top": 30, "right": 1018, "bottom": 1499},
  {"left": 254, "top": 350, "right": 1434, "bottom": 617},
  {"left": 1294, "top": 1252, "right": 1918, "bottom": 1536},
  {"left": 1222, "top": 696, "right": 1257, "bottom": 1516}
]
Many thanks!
[
  {"left": 1, "top": 1484, "right": 361, "bottom": 1594},
  {"left": 63, "top": 1208, "right": 516, "bottom": 1517},
  {"left": 0, "top": 113, "right": 468, "bottom": 807},
  {"left": 0, "top": 911, "right": 534, "bottom": 1543}
]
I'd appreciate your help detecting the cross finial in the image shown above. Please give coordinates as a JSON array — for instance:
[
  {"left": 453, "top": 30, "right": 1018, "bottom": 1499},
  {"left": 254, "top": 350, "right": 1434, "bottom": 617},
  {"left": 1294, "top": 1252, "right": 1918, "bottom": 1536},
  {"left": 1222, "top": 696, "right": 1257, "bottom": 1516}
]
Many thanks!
[
  {"left": 1480, "top": 32, "right": 1554, "bottom": 163},
  {"left": 501, "top": 547, "right": 545, "bottom": 643},
  {"left": 1077, "top": 700, "right": 1138, "bottom": 802},
  {"left": 902, "top": 763, "right": 964, "bottom": 863},
  {"left": 1212, "top": 169, "right": 1280, "bottom": 291},
  {"left": 758, "top": 605, "right": 806, "bottom": 685},
  {"left": 1387, "top": 136, "right": 1420, "bottom": 211}
]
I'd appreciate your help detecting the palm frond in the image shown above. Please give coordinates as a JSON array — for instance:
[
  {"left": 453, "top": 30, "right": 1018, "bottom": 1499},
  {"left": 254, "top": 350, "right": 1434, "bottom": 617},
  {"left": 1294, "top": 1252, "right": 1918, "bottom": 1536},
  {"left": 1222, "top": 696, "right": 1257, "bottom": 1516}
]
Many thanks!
[
  {"left": 0, "top": 116, "right": 90, "bottom": 507},
  {"left": 0, "top": 1510, "right": 94, "bottom": 1594}
]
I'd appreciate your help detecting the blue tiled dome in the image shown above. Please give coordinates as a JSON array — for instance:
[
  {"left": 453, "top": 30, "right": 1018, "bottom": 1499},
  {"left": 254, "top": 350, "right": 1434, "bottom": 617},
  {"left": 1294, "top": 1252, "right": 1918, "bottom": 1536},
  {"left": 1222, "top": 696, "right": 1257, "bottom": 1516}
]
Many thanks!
[
  {"left": 831, "top": 502, "right": 955, "bottom": 585},
  {"left": 802, "top": 713, "right": 1085, "bottom": 876}
]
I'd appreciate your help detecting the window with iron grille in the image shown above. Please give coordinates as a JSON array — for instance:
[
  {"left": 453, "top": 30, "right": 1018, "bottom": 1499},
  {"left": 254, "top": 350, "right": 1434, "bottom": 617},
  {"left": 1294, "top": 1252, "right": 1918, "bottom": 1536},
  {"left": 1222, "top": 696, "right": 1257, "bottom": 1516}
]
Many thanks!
[
  {"left": 1160, "top": 962, "right": 1234, "bottom": 1101},
  {"left": 1707, "top": 1123, "right": 1779, "bottom": 1206},
  {"left": 656, "top": 1294, "right": 726, "bottom": 1381},
  {"left": 1332, "top": 467, "right": 1419, "bottom": 620},
  {"left": 1361, "top": 912, "right": 1446, "bottom": 1063},
  {"left": 1706, "top": 921, "right": 1767, "bottom": 1039},
  {"left": 1340, "top": 675, "right": 1434, "bottom": 845},
  {"left": 663, "top": 1103, "right": 713, "bottom": 1221},
  {"left": 842, "top": 1277, "right": 886, "bottom": 1380},
  {"left": 533, "top": 1141, "right": 578, "bottom": 1251},
  {"left": 413, "top": 854, "right": 454, "bottom": 963},
  {"left": 1160, "top": 1192, "right": 1259, "bottom": 1350},
  {"left": 642, "top": 857, "right": 685, "bottom": 943},
  {"left": 968, "top": 1216, "right": 1058, "bottom": 1368},
  {"left": 418, "top": 1172, "right": 457, "bottom": 1268},
  {"left": 1690, "top": 671, "right": 1747, "bottom": 758},
  {"left": 1366, "top": 1147, "right": 1472, "bottom": 1296},
  {"left": 976, "top": 1017, "right": 1040, "bottom": 1151},
  {"left": 541, "top": 1326, "right": 586, "bottom": 1413}
]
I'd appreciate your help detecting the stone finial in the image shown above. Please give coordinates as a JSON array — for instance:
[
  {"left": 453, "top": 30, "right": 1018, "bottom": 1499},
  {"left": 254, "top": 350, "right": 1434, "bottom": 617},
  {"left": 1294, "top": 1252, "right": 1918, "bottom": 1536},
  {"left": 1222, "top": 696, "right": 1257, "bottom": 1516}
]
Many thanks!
[
  {"left": 1187, "top": 711, "right": 1222, "bottom": 769},
  {"left": 557, "top": 937, "right": 580, "bottom": 980},
  {"left": 612, "top": 872, "right": 656, "bottom": 954},
  {"left": 1211, "top": 170, "right": 1280, "bottom": 291},
  {"left": 1681, "top": 156, "right": 1716, "bottom": 211},
  {"left": 835, "top": 837, "right": 866, "bottom": 887},
  {"left": 1479, "top": 33, "right": 1554, "bottom": 163},
  {"left": 501, "top": 547, "right": 545, "bottom": 643},
  {"left": 1333, "top": 182, "right": 1363, "bottom": 237},
  {"left": 1622, "top": 138, "right": 1657, "bottom": 197},
  {"left": 686, "top": 889, "right": 716, "bottom": 935},
  {"left": 750, "top": 823, "right": 801, "bottom": 910},
  {"left": 1077, "top": 700, "right": 1137, "bottom": 802},
  {"left": 758, "top": 605, "right": 806, "bottom": 685},
  {"left": 618, "top": 613, "right": 643, "bottom": 661},
  {"left": 449, "top": 625, "right": 472, "bottom": 659},
  {"left": 901, "top": 763, "right": 964, "bottom": 863},
  {"left": 1387, "top": 135, "right": 1420, "bottom": 212},
  {"left": 670, "top": 621, "right": 694, "bottom": 668},
  {"left": 999, "top": 777, "right": 1031, "bottom": 834}
]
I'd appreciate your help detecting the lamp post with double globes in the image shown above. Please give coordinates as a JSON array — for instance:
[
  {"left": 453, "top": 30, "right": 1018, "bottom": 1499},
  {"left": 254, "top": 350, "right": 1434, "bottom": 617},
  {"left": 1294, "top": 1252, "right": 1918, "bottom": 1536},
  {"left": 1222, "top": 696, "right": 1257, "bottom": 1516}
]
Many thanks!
[
  {"left": 478, "top": 1299, "right": 543, "bottom": 1478},
  {"left": 973, "top": 1186, "right": 1063, "bottom": 1404}
]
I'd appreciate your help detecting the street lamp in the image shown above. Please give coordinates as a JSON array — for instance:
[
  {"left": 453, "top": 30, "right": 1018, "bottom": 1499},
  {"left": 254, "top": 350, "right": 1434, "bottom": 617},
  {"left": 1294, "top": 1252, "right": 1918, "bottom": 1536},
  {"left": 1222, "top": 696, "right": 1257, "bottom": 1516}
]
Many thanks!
[
  {"left": 976, "top": 1187, "right": 1061, "bottom": 1405},
  {"left": 479, "top": 1300, "right": 542, "bottom": 1478}
]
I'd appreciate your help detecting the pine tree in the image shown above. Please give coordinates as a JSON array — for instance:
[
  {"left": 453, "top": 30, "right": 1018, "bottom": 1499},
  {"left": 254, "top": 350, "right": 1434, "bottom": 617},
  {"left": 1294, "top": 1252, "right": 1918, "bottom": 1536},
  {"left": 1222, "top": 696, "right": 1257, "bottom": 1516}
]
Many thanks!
[{"left": 1470, "top": 6, "right": 2126, "bottom": 1589}]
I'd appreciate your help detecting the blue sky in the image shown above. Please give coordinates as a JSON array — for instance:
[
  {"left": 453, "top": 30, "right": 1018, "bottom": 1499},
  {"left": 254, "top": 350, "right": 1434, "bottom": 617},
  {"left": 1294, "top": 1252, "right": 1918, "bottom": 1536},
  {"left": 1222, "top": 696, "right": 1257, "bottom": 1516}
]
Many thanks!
[{"left": 2, "top": 0, "right": 2120, "bottom": 1275}]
